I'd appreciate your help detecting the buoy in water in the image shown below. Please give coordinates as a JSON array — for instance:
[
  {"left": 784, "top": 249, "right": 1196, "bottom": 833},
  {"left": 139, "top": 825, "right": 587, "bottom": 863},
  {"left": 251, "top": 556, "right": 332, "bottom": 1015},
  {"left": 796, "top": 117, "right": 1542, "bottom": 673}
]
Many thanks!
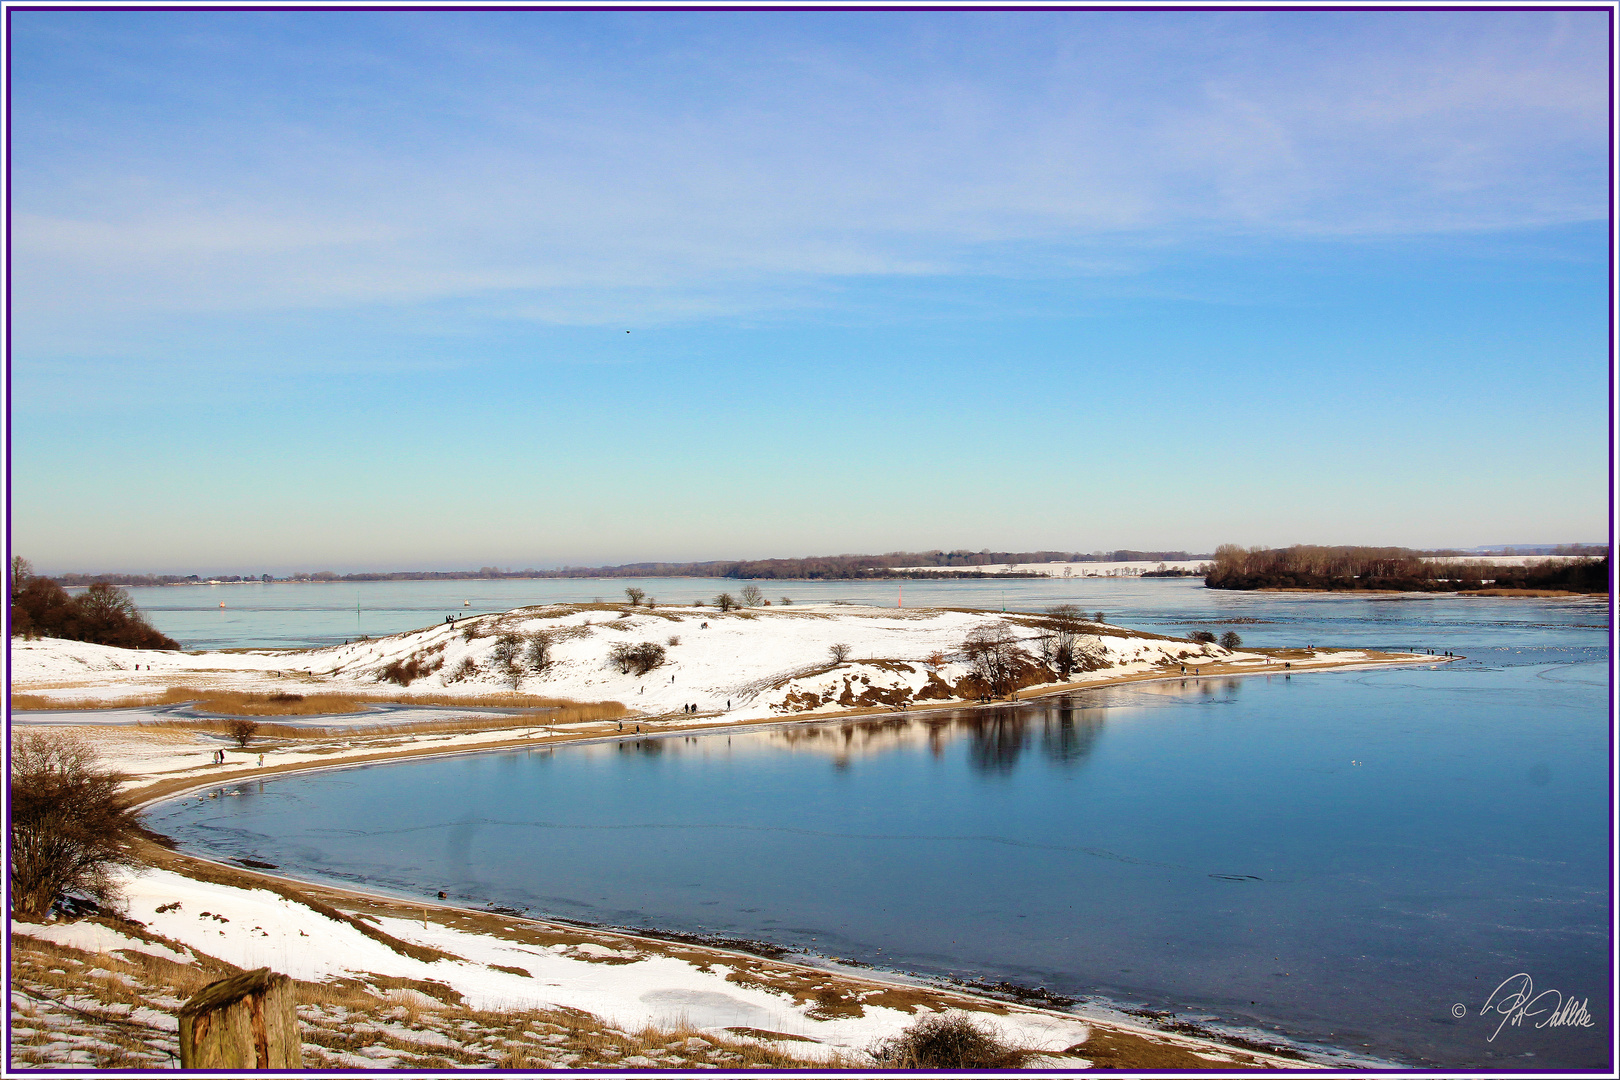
[
  {"left": 219, "top": 601, "right": 225, "bottom": 608},
  {"left": 464, "top": 600, "right": 470, "bottom": 606}
]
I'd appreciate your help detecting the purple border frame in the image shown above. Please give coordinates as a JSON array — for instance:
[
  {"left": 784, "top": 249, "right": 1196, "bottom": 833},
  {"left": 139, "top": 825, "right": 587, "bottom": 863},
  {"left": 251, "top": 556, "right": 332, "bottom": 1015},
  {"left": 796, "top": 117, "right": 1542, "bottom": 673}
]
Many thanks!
[{"left": 1, "top": 4, "right": 1615, "bottom": 1078}]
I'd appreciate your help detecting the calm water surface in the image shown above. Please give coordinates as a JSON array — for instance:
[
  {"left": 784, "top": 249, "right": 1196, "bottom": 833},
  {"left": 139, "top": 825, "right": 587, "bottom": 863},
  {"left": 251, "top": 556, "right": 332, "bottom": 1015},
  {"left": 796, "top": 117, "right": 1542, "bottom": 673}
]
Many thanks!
[
  {"left": 120, "top": 575, "right": 1605, "bottom": 652},
  {"left": 146, "top": 588, "right": 1611, "bottom": 1070}
]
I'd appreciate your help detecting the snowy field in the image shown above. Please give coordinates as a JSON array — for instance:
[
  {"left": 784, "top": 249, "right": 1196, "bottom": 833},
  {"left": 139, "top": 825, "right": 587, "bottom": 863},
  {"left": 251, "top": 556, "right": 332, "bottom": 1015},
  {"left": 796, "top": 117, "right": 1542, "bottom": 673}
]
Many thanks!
[{"left": 12, "top": 602, "right": 1242, "bottom": 718}]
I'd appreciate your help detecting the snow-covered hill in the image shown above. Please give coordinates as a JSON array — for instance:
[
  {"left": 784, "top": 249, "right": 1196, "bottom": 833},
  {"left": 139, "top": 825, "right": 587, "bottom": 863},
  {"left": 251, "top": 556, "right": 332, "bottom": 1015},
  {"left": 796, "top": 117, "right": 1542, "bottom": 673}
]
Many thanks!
[{"left": 14, "top": 604, "right": 1238, "bottom": 720}]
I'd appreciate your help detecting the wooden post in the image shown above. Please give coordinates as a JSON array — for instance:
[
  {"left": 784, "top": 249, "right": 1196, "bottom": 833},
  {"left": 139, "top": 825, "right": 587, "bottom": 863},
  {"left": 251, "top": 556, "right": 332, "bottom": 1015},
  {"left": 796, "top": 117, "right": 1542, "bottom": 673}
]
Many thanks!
[{"left": 177, "top": 967, "right": 302, "bottom": 1069}]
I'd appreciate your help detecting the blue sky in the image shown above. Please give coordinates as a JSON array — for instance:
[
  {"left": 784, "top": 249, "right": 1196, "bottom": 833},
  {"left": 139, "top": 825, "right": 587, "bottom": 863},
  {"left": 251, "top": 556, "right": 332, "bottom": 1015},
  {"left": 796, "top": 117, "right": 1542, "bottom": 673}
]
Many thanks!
[{"left": 8, "top": 8, "right": 1611, "bottom": 573}]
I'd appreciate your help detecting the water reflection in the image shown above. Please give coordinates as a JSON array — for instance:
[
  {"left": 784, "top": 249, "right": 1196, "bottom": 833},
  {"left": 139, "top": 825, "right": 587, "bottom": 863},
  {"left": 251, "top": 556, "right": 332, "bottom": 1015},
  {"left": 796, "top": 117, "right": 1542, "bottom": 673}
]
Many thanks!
[{"left": 761, "top": 698, "right": 1117, "bottom": 774}]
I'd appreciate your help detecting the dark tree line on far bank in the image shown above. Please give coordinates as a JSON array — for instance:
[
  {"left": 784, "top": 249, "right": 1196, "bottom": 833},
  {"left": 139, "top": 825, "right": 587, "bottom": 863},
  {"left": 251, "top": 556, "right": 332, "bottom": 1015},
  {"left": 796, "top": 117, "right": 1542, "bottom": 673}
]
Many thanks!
[
  {"left": 1204, "top": 545, "right": 1609, "bottom": 594},
  {"left": 10, "top": 558, "right": 179, "bottom": 649}
]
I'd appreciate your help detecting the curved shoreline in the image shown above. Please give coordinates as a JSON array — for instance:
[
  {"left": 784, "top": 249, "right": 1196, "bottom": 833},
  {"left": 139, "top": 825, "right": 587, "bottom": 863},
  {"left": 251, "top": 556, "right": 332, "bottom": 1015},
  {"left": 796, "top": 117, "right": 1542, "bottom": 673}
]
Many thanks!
[{"left": 123, "top": 649, "right": 1451, "bottom": 813}]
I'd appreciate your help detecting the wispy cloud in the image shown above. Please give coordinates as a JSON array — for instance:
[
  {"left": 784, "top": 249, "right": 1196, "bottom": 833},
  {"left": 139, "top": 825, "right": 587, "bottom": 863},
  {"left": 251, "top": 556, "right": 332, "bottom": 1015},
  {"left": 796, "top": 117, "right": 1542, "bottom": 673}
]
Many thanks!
[{"left": 11, "top": 9, "right": 1607, "bottom": 341}]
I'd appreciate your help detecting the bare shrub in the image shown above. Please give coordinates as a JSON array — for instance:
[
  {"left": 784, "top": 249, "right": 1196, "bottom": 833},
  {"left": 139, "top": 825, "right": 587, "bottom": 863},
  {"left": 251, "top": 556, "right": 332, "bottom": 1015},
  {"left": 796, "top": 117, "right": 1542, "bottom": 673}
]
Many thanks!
[
  {"left": 1190, "top": 630, "right": 1217, "bottom": 644},
  {"left": 828, "top": 643, "right": 852, "bottom": 664},
  {"left": 1220, "top": 630, "right": 1243, "bottom": 649},
  {"left": 963, "top": 623, "right": 1029, "bottom": 699},
  {"left": 714, "top": 593, "right": 736, "bottom": 612},
  {"left": 1042, "top": 605, "right": 1085, "bottom": 678},
  {"left": 526, "top": 630, "right": 554, "bottom": 673},
  {"left": 624, "top": 587, "right": 645, "bottom": 607},
  {"left": 10, "top": 732, "right": 141, "bottom": 919},
  {"left": 666, "top": 635, "right": 680, "bottom": 647},
  {"left": 780, "top": 596, "right": 792, "bottom": 605},
  {"left": 1094, "top": 611, "right": 1106, "bottom": 623},
  {"left": 609, "top": 642, "right": 666, "bottom": 675},
  {"left": 867, "top": 1013, "right": 1028, "bottom": 1069},
  {"left": 629, "top": 642, "right": 665, "bottom": 675},
  {"left": 381, "top": 654, "right": 444, "bottom": 686},
  {"left": 740, "top": 584, "right": 764, "bottom": 607},
  {"left": 492, "top": 631, "right": 526, "bottom": 687},
  {"left": 225, "top": 718, "right": 260, "bottom": 747},
  {"left": 446, "top": 656, "right": 479, "bottom": 682},
  {"left": 926, "top": 651, "right": 945, "bottom": 669}
]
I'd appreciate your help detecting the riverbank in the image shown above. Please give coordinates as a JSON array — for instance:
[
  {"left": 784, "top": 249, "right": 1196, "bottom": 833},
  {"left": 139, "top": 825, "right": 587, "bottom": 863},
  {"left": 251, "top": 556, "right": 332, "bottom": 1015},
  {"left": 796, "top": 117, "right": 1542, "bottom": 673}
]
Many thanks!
[{"left": 9, "top": 606, "right": 1440, "bottom": 1069}]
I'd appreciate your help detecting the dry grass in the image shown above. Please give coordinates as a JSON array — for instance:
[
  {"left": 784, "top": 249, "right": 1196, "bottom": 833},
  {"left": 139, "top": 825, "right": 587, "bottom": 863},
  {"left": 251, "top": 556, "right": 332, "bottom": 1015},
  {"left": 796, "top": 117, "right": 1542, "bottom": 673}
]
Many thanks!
[
  {"left": 10, "top": 922, "right": 840, "bottom": 1071},
  {"left": 867, "top": 1012, "right": 1030, "bottom": 1069},
  {"left": 16, "top": 686, "right": 628, "bottom": 721}
]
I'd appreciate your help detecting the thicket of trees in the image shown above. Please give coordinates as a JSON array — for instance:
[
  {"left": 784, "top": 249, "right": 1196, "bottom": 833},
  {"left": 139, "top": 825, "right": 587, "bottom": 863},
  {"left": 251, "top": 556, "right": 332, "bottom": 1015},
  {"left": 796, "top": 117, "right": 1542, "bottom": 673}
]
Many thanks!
[
  {"left": 10, "top": 558, "right": 179, "bottom": 648},
  {"left": 1205, "top": 545, "right": 1609, "bottom": 594}
]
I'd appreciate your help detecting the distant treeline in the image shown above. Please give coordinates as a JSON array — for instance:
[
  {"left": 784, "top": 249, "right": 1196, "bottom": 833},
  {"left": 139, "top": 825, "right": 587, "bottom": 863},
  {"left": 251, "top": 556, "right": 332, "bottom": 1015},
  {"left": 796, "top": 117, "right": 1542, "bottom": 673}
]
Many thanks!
[
  {"left": 1205, "top": 545, "right": 1610, "bottom": 594},
  {"left": 46, "top": 549, "right": 1208, "bottom": 585},
  {"left": 10, "top": 558, "right": 179, "bottom": 649}
]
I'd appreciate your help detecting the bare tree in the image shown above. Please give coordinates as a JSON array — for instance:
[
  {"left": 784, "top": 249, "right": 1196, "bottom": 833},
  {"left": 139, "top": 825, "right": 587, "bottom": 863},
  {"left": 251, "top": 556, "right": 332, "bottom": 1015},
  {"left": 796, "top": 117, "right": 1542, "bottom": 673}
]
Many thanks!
[
  {"left": 629, "top": 642, "right": 666, "bottom": 675},
  {"left": 1190, "top": 630, "right": 1217, "bottom": 644},
  {"left": 226, "top": 719, "right": 260, "bottom": 748},
  {"left": 609, "top": 641, "right": 666, "bottom": 675},
  {"left": 11, "top": 732, "right": 141, "bottom": 919},
  {"left": 492, "top": 631, "right": 526, "bottom": 686},
  {"left": 624, "top": 587, "right": 645, "bottom": 607},
  {"left": 1219, "top": 631, "right": 1243, "bottom": 649},
  {"left": 526, "top": 630, "right": 554, "bottom": 673},
  {"left": 1042, "top": 606, "right": 1085, "bottom": 678},
  {"left": 740, "top": 584, "right": 764, "bottom": 607},
  {"left": 963, "top": 622, "right": 1029, "bottom": 699},
  {"left": 829, "top": 642, "right": 852, "bottom": 664},
  {"left": 780, "top": 596, "right": 793, "bottom": 606},
  {"left": 714, "top": 592, "right": 736, "bottom": 612}
]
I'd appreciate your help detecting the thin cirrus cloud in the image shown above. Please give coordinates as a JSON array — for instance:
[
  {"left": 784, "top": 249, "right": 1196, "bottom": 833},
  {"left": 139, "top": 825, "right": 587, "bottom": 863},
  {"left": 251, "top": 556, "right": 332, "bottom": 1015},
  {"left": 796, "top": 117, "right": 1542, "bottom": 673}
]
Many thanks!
[{"left": 9, "top": 9, "right": 1608, "bottom": 342}]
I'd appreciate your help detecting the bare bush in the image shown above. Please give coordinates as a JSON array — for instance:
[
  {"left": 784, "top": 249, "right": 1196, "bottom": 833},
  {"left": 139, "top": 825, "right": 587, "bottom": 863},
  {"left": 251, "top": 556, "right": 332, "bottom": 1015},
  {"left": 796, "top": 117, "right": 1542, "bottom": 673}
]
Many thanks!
[
  {"left": 526, "top": 630, "right": 554, "bottom": 673},
  {"left": 11, "top": 732, "right": 141, "bottom": 919},
  {"left": 492, "top": 632, "right": 527, "bottom": 686},
  {"left": 963, "top": 623, "right": 1029, "bottom": 699},
  {"left": 1042, "top": 605, "right": 1085, "bottom": 678},
  {"left": 608, "top": 642, "right": 666, "bottom": 676},
  {"left": 381, "top": 654, "right": 444, "bottom": 686},
  {"left": 1220, "top": 630, "right": 1243, "bottom": 649},
  {"left": 780, "top": 596, "right": 792, "bottom": 605},
  {"left": 714, "top": 593, "right": 736, "bottom": 612},
  {"left": 867, "top": 1013, "right": 1029, "bottom": 1069},
  {"left": 1094, "top": 611, "right": 1106, "bottom": 623},
  {"left": 446, "top": 656, "right": 479, "bottom": 683},
  {"left": 740, "top": 584, "right": 764, "bottom": 607},
  {"left": 225, "top": 719, "right": 260, "bottom": 747},
  {"left": 1190, "top": 630, "right": 1217, "bottom": 644},
  {"left": 624, "top": 587, "right": 645, "bottom": 607},
  {"left": 829, "top": 643, "right": 852, "bottom": 664},
  {"left": 666, "top": 635, "right": 680, "bottom": 647}
]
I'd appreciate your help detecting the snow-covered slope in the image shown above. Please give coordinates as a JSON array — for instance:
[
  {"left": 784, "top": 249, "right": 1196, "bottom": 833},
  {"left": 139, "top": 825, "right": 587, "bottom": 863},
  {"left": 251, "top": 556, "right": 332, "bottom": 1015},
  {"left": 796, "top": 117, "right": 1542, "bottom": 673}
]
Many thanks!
[{"left": 13, "top": 604, "right": 1236, "bottom": 719}]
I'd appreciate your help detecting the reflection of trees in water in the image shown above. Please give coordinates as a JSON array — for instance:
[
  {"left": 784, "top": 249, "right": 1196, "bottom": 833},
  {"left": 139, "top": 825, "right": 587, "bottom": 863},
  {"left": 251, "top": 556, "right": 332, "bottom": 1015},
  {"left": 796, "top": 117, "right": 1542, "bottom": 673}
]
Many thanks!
[
  {"left": 966, "top": 708, "right": 1028, "bottom": 774},
  {"left": 1040, "top": 704, "right": 1103, "bottom": 764},
  {"left": 764, "top": 703, "right": 1108, "bottom": 773}
]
